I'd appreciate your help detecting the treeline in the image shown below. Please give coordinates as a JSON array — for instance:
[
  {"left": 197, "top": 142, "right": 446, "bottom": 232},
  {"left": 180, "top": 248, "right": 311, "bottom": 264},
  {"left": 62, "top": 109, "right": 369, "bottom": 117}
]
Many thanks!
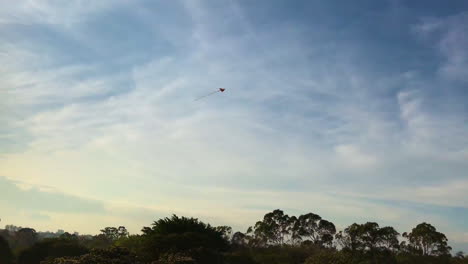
[{"left": 0, "top": 209, "right": 466, "bottom": 264}]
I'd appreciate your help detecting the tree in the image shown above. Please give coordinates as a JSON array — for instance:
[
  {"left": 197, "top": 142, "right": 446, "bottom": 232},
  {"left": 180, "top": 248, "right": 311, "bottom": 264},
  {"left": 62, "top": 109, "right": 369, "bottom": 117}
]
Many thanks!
[
  {"left": 231, "top": 232, "right": 249, "bottom": 248},
  {"left": 0, "top": 236, "right": 13, "bottom": 264},
  {"left": 4, "top": 225, "right": 21, "bottom": 232},
  {"left": 296, "top": 213, "right": 336, "bottom": 247},
  {"left": 98, "top": 226, "right": 128, "bottom": 243},
  {"left": 336, "top": 222, "right": 399, "bottom": 253},
  {"left": 288, "top": 216, "right": 302, "bottom": 245},
  {"left": 100, "top": 227, "right": 118, "bottom": 240},
  {"left": 215, "top": 226, "right": 232, "bottom": 241},
  {"left": 14, "top": 228, "right": 37, "bottom": 252},
  {"left": 377, "top": 226, "right": 400, "bottom": 252},
  {"left": 117, "top": 226, "right": 129, "bottom": 238},
  {"left": 336, "top": 223, "right": 361, "bottom": 252},
  {"left": 248, "top": 209, "right": 291, "bottom": 246},
  {"left": 141, "top": 215, "right": 228, "bottom": 262},
  {"left": 114, "top": 235, "right": 145, "bottom": 257},
  {"left": 297, "top": 213, "right": 322, "bottom": 243},
  {"left": 83, "top": 234, "right": 114, "bottom": 249},
  {"left": 402, "top": 222, "right": 451, "bottom": 256},
  {"left": 316, "top": 220, "right": 337, "bottom": 247},
  {"left": 59, "top": 232, "right": 78, "bottom": 240}
]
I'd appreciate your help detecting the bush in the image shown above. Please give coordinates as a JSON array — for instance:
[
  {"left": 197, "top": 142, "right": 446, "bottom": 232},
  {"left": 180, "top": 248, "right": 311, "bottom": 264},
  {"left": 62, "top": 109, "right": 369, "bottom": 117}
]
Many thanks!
[
  {"left": 154, "top": 252, "right": 196, "bottom": 264},
  {"left": 249, "top": 245, "right": 318, "bottom": 264},
  {"left": 141, "top": 215, "right": 228, "bottom": 261},
  {"left": 305, "top": 250, "right": 347, "bottom": 264},
  {"left": 40, "top": 247, "right": 141, "bottom": 264},
  {"left": 223, "top": 252, "right": 258, "bottom": 264},
  {"left": 0, "top": 236, "right": 14, "bottom": 264},
  {"left": 17, "top": 238, "right": 88, "bottom": 264}
]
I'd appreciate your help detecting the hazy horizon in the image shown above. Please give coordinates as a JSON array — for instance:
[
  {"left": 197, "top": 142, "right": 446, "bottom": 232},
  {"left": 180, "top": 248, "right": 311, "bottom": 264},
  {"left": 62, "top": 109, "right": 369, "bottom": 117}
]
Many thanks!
[{"left": 1, "top": 0, "right": 467, "bottom": 253}]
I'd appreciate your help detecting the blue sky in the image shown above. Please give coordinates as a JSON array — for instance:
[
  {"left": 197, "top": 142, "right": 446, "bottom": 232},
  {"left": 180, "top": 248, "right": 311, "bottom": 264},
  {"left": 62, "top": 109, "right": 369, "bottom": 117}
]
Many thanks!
[{"left": 1, "top": 0, "right": 468, "bottom": 252}]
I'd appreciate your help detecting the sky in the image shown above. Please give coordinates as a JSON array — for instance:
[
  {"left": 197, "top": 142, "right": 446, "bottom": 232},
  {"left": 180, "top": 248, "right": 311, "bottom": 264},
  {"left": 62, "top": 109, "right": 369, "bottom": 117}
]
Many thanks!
[{"left": 1, "top": 0, "right": 468, "bottom": 252}]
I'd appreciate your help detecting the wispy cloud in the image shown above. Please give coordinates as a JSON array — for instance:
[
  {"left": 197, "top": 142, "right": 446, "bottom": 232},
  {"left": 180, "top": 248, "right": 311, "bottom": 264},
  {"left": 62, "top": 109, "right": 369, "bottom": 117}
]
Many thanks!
[{"left": 413, "top": 12, "right": 468, "bottom": 83}]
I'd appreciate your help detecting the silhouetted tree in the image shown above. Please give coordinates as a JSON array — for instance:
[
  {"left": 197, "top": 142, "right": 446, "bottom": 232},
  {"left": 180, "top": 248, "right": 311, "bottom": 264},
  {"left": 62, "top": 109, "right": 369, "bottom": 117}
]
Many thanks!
[
  {"left": 248, "top": 209, "right": 291, "bottom": 246},
  {"left": 336, "top": 223, "right": 361, "bottom": 252},
  {"left": 100, "top": 226, "right": 128, "bottom": 241},
  {"left": 316, "top": 220, "right": 336, "bottom": 247},
  {"left": 141, "top": 215, "right": 228, "bottom": 262},
  {"left": 86, "top": 226, "right": 127, "bottom": 249},
  {"left": 117, "top": 226, "right": 129, "bottom": 238},
  {"left": 231, "top": 232, "right": 249, "bottom": 248},
  {"left": 14, "top": 228, "right": 37, "bottom": 252},
  {"left": 296, "top": 213, "right": 336, "bottom": 247},
  {"left": 297, "top": 213, "right": 321, "bottom": 243},
  {"left": 402, "top": 222, "right": 451, "bottom": 256},
  {"left": 336, "top": 221, "right": 399, "bottom": 263},
  {"left": 215, "top": 226, "right": 233, "bottom": 241}
]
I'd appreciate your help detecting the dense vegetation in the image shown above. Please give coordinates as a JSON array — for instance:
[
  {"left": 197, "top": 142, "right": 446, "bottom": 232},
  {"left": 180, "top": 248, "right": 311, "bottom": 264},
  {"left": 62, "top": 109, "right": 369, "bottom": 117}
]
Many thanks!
[{"left": 0, "top": 210, "right": 466, "bottom": 264}]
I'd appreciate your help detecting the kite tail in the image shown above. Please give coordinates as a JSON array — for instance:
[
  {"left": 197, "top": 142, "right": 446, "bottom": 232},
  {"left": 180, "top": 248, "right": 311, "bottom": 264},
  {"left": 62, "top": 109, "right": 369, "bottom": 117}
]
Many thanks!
[{"left": 194, "top": 90, "right": 219, "bottom": 101}]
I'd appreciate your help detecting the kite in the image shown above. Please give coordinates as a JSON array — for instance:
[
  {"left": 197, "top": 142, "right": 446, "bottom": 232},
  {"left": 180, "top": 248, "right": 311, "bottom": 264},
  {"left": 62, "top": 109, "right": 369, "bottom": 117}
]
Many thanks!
[{"left": 195, "top": 88, "right": 226, "bottom": 101}]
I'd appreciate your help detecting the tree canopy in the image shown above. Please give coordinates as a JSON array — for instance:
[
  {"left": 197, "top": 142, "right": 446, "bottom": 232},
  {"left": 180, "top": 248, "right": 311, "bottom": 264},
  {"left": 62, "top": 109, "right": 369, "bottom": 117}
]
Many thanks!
[
  {"left": 402, "top": 222, "right": 452, "bottom": 256},
  {"left": 0, "top": 210, "right": 464, "bottom": 264}
]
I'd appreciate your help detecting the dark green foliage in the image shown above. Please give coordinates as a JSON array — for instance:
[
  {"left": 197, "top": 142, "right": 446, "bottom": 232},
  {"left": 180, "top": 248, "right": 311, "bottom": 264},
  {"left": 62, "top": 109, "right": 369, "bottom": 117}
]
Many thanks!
[
  {"left": 40, "top": 246, "right": 140, "bottom": 264},
  {"left": 304, "top": 250, "right": 348, "bottom": 264},
  {"left": 143, "top": 215, "right": 223, "bottom": 238},
  {"left": 396, "top": 252, "right": 452, "bottom": 264},
  {"left": 13, "top": 228, "right": 38, "bottom": 253},
  {"left": 452, "top": 252, "right": 468, "bottom": 264},
  {"left": 247, "top": 245, "right": 320, "bottom": 264},
  {"left": 114, "top": 234, "right": 145, "bottom": 256},
  {"left": 17, "top": 237, "right": 88, "bottom": 264},
  {"left": 223, "top": 252, "right": 258, "bottom": 264},
  {"left": 215, "top": 226, "right": 233, "bottom": 241},
  {"left": 230, "top": 232, "right": 249, "bottom": 248},
  {"left": 155, "top": 252, "right": 196, "bottom": 264},
  {"left": 100, "top": 226, "right": 129, "bottom": 241},
  {"left": 141, "top": 215, "right": 228, "bottom": 262},
  {"left": 0, "top": 236, "right": 14, "bottom": 264},
  {"left": 184, "top": 247, "right": 223, "bottom": 264},
  {"left": 79, "top": 234, "right": 113, "bottom": 249}
]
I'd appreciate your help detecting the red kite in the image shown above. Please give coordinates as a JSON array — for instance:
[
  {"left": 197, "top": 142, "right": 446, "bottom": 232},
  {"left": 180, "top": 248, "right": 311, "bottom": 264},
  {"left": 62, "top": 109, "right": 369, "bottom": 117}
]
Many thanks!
[{"left": 195, "top": 88, "right": 226, "bottom": 101}]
